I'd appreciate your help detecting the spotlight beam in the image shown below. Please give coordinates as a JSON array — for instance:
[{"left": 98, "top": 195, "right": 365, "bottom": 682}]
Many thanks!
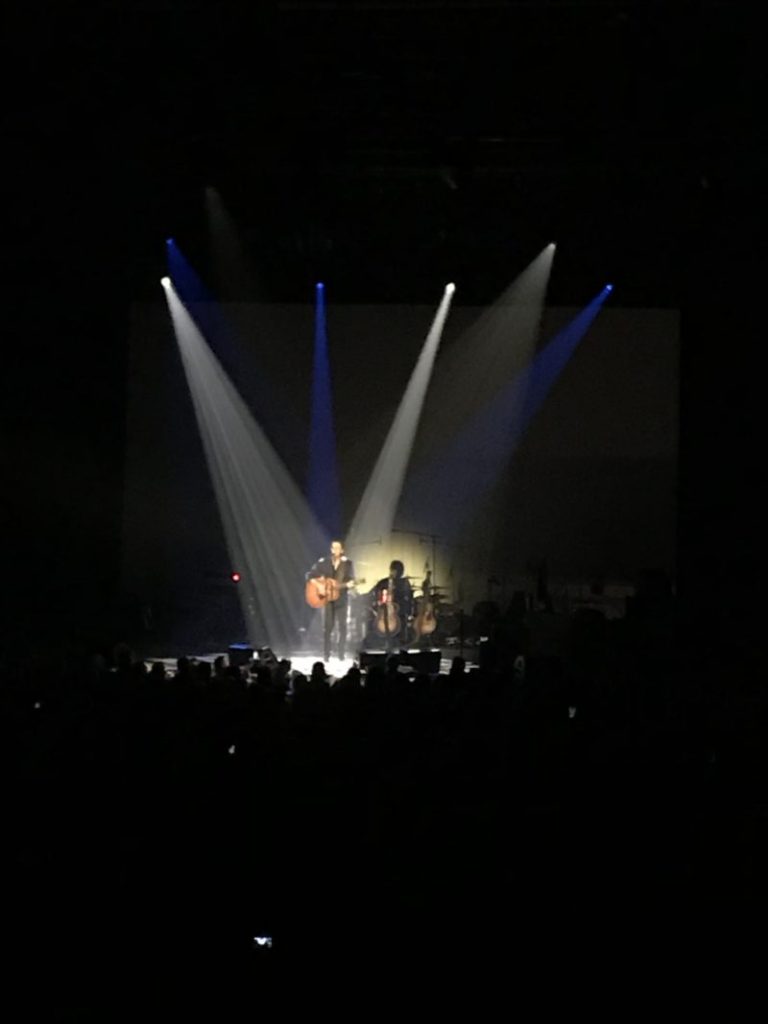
[
  {"left": 162, "top": 280, "right": 326, "bottom": 653},
  {"left": 348, "top": 284, "right": 455, "bottom": 558},
  {"left": 165, "top": 239, "right": 303, "bottom": 476},
  {"left": 409, "top": 244, "right": 556, "bottom": 466},
  {"left": 402, "top": 284, "right": 614, "bottom": 543},
  {"left": 204, "top": 186, "right": 264, "bottom": 300},
  {"left": 307, "top": 282, "right": 342, "bottom": 537}
]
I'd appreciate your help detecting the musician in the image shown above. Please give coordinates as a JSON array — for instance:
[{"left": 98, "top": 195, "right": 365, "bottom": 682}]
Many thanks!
[
  {"left": 371, "top": 560, "right": 414, "bottom": 649},
  {"left": 307, "top": 539, "right": 356, "bottom": 662}
]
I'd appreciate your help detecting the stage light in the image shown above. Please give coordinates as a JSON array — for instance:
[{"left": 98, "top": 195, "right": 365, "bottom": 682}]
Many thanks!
[
  {"left": 166, "top": 238, "right": 174, "bottom": 245},
  {"left": 548, "top": 242, "right": 556, "bottom": 249},
  {"left": 160, "top": 276, "right": 170, "bottom": 288},
  {"left": 605, "top": 284, "right": 614, "bottom": 291},
  {"left": 231, "top": 571, "right": 241, "bottom": 582},
  {"left": 316, "top": 282, "right": 324, "bottom": 290},
  {"left": 446, "top": 282, "right": 456, "bottom": 294}
]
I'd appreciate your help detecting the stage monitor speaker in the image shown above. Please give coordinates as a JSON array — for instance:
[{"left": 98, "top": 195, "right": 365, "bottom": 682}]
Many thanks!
[
  {"left": 228, "top": 643, "right": 254, "bottom": 667},
  {"left": 400, "top": 648, "right": 441, "bottom": 675},
  {"left": 359, "top": 650, "right": 388, "bottom": 671}
]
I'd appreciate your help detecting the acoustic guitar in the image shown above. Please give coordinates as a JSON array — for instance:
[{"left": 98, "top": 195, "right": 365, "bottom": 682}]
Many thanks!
[
  {"left": 412, "top": 569, "right": 437, "bottom": 640},
  {"left": 305, "top": 576, "right": 364, "bottom": 609}
]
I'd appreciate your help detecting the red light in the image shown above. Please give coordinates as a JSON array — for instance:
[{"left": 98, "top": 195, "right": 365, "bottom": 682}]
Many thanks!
[{"left": 231, "top": 572, "right": 241, "bottom": 583}]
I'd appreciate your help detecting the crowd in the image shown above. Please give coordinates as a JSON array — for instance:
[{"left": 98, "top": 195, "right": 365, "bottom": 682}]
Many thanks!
[{"left": 3, "top": 579, "right": 765, "bottom": 986}]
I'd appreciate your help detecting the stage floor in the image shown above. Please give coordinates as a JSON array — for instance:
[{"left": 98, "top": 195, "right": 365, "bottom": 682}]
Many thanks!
[{"left": 146, "top": 647, "right": 477, "bottom": 681}]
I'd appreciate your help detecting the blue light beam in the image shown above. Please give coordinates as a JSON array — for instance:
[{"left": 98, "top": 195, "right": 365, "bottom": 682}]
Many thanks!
[
  {"left": 307, "top": 282, "right": 342, "bottom": 538},
  {"left": 400, "top": 285, "right": 613, "bottom": 539}
]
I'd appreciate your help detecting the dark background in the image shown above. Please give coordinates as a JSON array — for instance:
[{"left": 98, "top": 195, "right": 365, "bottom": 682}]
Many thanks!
[{"left": 4, "top": 1, "right": 761, "bottom": 655}]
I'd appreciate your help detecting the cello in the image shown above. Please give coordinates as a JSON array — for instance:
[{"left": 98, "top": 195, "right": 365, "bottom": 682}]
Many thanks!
[
  {"left": 374, "top": 575, "right": 401, "bottom": 638},
  {"left": 412, "top": 566, "right": 437, "bottom": 641}
]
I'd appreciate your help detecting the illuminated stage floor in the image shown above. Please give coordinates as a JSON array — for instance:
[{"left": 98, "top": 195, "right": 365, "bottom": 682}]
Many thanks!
[{"left": 147, "top": 648, "right": 476, "bottom": 680}]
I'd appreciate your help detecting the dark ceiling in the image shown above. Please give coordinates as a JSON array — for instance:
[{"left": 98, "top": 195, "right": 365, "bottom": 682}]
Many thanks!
[{"left": 6, "top": 1, "right": 761, "bottom": 306}]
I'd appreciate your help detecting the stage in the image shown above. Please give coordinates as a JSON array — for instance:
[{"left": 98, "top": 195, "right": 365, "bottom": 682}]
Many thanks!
[{"left": 145, "top": 646, "right": 478, "bottom": 681}]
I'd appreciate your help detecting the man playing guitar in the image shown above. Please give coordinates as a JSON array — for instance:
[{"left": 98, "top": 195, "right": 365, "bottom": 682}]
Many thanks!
[{"left": 306, "top": 540, "right": 356, "bottom": 662}]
